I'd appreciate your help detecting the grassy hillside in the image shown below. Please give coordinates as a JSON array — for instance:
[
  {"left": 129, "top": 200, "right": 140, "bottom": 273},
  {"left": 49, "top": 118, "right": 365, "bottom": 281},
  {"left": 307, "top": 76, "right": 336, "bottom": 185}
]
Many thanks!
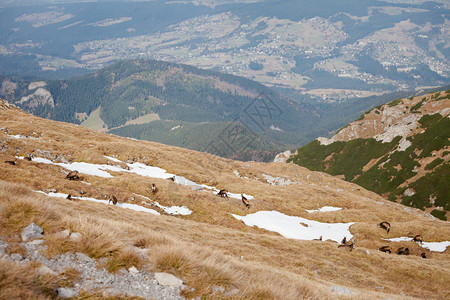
[
  {"left": 1, "top": 98, "right": 450, "bottom": 299},
  {"left": 289, "top": 89, "right": 450, "bottom": 220}
]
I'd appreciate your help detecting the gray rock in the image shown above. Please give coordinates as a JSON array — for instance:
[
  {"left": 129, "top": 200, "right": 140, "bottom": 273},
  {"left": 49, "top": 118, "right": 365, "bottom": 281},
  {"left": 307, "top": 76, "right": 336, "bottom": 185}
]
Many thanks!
[
  {"left": 38, "top": 265, "right": 57, "bottom": 276},
  {"left": 21, "top": 223, "right": 44, "bottom": 241},
  {"left": 225, "top": 288, "right": 240, "bottom": 297},
  {"left": 212, "top": 285, "right": 225, "bottom": 293},
  {"left": 54, "top": 229, "right": 70, "bottom": 239},
  {"left": 75, "top": 252, "right": 94, "bottom": 263},
  {"left": 27, "top": 239, "right": 45, "bottom": 245},
  {"left": 11, "top": 253, "right": 24, "bottom": 261},
  {"left": 128, "top": 266, "right": 139, "bottom": 275},
  {"left": 330, "top": 285, "right": 357, "bottom": 296},
  {"left": 98, "top": 257, "right": 108, "bottom": 265},
  {"left": 57, "top": 288, "right": 79, "bottom": 298},
  {"left": 69, "top": 232, "right": 82, "bottom": 242},
  {"left": 154, "top": 272, "right": 183, "bottom": 286}
]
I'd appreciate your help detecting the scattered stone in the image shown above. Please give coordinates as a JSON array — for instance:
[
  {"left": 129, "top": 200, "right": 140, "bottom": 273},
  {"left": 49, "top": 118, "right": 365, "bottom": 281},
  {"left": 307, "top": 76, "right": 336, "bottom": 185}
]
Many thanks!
[
  {"left": 38, "top": 265, "right": 57, "bottom": 276},
  {"left": 212, "top": 285, "right": 225, "bottom": 293},
  {"left": 54, "top": 229, "right": 70, "bottom": 239},
  {"left": 11, "top": 253, "right": 24, "bottom": 261},
  {"left": 21, "top": 223, "right": 44, "bottom": 241},
  {"left": 75, "top": 252, "right": 94, "bottom": 264},
  {"left": 69, "top": 232, "right": 82, "bottom": 242},
  {"left": 57, "top": 287, "right": 79, "bottom": 298},
  {"left": 376, "top": 286, "right": 385, "bottom": 290},
  {"left": 128, "top": 266, "right": 139, "bottom": 275},
  {"left": 27, "top": 239, "right": 45, "bottom": 245},
  {"left": 225, "top": 288, "right": 240, "bottom": 297},
  {"left": 154, "top": 272, "right": 183, "bottom": 287},
  {"left": 330, "top": 285, "right": 357, "bottom": 296}
]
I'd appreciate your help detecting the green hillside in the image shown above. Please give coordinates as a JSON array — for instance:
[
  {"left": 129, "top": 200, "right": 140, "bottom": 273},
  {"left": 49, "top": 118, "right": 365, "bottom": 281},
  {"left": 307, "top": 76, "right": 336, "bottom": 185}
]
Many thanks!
[{"left": 289, "top": 90, "right": 450, "bottom": 220}]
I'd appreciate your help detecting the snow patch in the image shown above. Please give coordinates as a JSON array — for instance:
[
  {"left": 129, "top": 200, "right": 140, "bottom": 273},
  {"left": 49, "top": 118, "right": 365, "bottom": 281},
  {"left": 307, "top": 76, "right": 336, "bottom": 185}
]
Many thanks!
[
  {"left": 135, "top": 194, "right": 192, "bottom": 216},
  {"left": 306, "top": 206, "right": 342, "bottom": 213},
  {"left": 36, "top": 191, "right": 160, "bottom": 215},
  {"left": 104, "top": 155, "right": 122, "bottom": 163},
  {"left": 170, "top": 125, "right": 182, "bottom": 131},
  {"left": 382, "top": 237, "right": 450, "bottom": 252},
  {"left": 232, "top": 210, "right": 353, "bottom": 243}
]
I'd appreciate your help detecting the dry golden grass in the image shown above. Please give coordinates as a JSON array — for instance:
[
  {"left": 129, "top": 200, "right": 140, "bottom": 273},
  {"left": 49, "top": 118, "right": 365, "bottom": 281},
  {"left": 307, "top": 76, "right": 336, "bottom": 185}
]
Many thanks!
[{"left": 0, "top": 101, "right": 450, "bottom": 299}]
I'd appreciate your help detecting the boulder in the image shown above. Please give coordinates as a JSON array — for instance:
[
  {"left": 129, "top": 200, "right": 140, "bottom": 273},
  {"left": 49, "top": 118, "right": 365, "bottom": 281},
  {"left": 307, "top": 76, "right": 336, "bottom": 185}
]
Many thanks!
[
  {"left": 21, "top": 223, "right": 44, "bottom": 242},
  {"left": 69, "top": 232, "right": 82, "bottom": 242},
  {"left": 54, "top": 229, "right": 70, "bottom": 239},
  {"left": 154, "top": 272, "right": 183, "bottom": 287},
  {"left": 330, "top": 285, "right": 357, "bottom": 296},
  {"left": 57, "top": 288, "right": 79, "bottom": 298}
]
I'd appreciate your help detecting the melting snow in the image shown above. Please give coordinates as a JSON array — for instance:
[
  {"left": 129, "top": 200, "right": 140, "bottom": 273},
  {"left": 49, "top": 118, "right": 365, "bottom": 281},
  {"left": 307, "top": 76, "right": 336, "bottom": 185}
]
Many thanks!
[
  {"left": 29, "top": 156, "right": 253, "bottom": 201},
  {"left": 36, "top": 191, "right": 160, "bottom": 215},
  {"left": 135, "top": 194, "right": 192, "bottom": 216},
  {"left": 170, "top": 125, "right": 182, "bottom": 131},
  {"left": 382, "top": 237, "right": 450, "bottom": 252},
  {"left": 232, "top": 211, "right": 353, "bottom": 243},
  {"left": 306, "top": 206, "right": 342, "bottom": 213},
  {"left": 104, "top": 155, "right": 122, "bottom": 163}
]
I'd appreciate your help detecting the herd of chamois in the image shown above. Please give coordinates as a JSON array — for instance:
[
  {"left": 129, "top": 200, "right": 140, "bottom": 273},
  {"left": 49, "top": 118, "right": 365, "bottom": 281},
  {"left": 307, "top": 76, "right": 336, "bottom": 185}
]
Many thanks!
[{"left": 4, "top": 157, "right": 430, "bottom": 258}]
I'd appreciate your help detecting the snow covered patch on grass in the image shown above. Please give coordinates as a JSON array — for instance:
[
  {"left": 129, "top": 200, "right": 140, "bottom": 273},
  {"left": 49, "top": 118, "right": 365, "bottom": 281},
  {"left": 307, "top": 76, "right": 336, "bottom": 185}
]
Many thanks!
[
  {"left": 306, "top": 206, "right": 342, "bottom": 213},
  {"left": 170, "top": 125, "right": 182, "bottom": 131},
  {"left": 30, "top": 156, "right": 253, "bottom": 201},
  {"left": 232, "top": 211, "right": 353, "bottom": 243},
  {"left": 382, "top": 237, "right": 450, "bottom": 252},
  {"left": 104, "top": 155, "right": 122, "bottom": 163},
  {"left": 36, "top": 191, "right": 160, "bottom": 215},
  {"left": 135, "top": 194, "right": 192, "bottom": 216}
]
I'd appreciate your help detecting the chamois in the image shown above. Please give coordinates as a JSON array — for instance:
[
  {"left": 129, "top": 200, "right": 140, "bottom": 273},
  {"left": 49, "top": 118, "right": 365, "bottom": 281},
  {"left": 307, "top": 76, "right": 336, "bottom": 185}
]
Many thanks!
[
  {"left": 396, "top": 247, "right": 409, "bottom": 255},
  {"left": 66, "top": 194, "right": 73, "bottom": 200},
  {"left": 377, "top": 221, "right": 391, "bottom": 234},
  {"left": 66, "top": 170, "right": 80, "bottom": 180},
  {"left": 108, "top": 195, "right": 118, "bottom": 205},
  {"left": 5, "top": 158, "right": 17, "bottom": 165},
  {"left": 421, "top": 252, "right": 427, "bottom": 259},
  {"left": 338, "top": 242, "right": 354, "bottom": 251},
  {"left": 313, "top": 236, "right": 323, "bottom": 241},
  {"left": 241, "top": 194, "right": 250, "bottom": 209},
  {"left": 413, "top": 235, "right": 423, "bottom": 244},
  {"left": 217, "top": 189, "right": 228, "bottom": 198},
  {"left": 168, "top": 176, "right": 175, "bottom": 182},
  {"left": 151, "top": 183, "right": 158, "bottom": 194},
  {"left": 24, "top": 155, "right": 33, "bottom": 161},
  {"left": 378, "top": 246, "right": 392, "bottom": 254},
  {"left": 341, "top": 237, "right": 347, "bottom": 245}
]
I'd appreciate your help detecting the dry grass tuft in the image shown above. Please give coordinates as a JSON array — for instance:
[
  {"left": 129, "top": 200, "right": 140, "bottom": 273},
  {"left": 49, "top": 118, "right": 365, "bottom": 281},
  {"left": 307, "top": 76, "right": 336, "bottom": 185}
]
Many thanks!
[
  {"left": 0, "top": 259, "right": 53, "bottom": 300},
  {"left": 58, "top": 268, "right": 81, "bottom": 288},
  {"left": 105, "top": 250, "right": 142, "bottom": 273},
  {"left": 152, "top": 244, "right": 195, "bottom": 277}
]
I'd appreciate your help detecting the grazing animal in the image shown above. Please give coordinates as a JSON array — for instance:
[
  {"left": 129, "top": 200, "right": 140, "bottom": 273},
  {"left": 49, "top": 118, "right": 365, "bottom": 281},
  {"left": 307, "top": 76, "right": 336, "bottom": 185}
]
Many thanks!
[
  {"left": 241, "top": 194, "right": 250, "bottom": 209},
  {"left": 5, "top": 158, "right": 17, "bottom": 165},
  {"left": 24, "top": 155, "right": 33, "bottom": 161},
  {"left": 66, "top": 170, "right": 80, "bottom": 180},
  {"left": 377, "top": 221, "right": 391, "bottom": 234},
  {"left": 66, "top": 194, "right": 72, "bottom": 200},
  {"left": 108, "top": 195, "right": 118, "bottom": 205},
  {"left": 151, "top": 183, "right": 158, "bottom": 194},
  {"left": 313, "top": 236, "right": 323, "bottom": 241},
  {"left": 413, "top": 235, "right": 423, "bottom": 244},
  {"left": 168, "top": 176, "right": 175, "bottom": 182},
  {"left": 378, "top": 246, "right": 392, "bottom": 254},
  {"left": 421, "top": 252, "right": 427, "bottom": 259},
  {"left": 341, "top": 237, "right": 347, "bottom": 245},
  {"left": 338, "top": 242, "right": 354, "bottom": 251},
  {"left": 217, "top": 189, "right": 228, "bottom": 198},
  {"left": 396, "top": 247, "right": 409, "bottom": 255}
]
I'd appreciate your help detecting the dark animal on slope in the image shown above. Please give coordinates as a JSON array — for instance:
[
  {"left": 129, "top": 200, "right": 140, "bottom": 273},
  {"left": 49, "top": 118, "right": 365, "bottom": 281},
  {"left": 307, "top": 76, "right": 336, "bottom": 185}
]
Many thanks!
[
  {"left": 313, "top": 236, "right": 323, "bottom": 241},
  {"left": 338, "top": 242, "right": 354, "bottom": 251},
  {"left": 241, "top": 194, "right": 250, "bottom": 209},
  {"left": 109, "top": 195, "right": 118, "bottom": 205},
  {"left": 151, "top": 183, "right": 158, "bottom": 194},
  {"left": 217, "top": 189, "right": 228, "bottom": 198},
  {"left": 413, "top": 235, "right": 423, "bottom": 244},
  {"left": 377, "top": 221, "right": 391, "bottom": 234},
  {"left": 341, "top": 237, "right": 347, "bottom": 245},
  {"left": 396, "top": 247, "right": 409, "bottom": 255},
  {"left": 5, "top": 158, "right": 17, "bottom": 165},
  {"left": 24, "top": 155, "right": 33, "bottom": 161},
  {"left": 66, "top": 194, "right": 72, "bottom": 200},
  {"left": 421, "top": 252, "right": 427, "bottom": 259},
  {"left": 168, "top": 176, "right": 175, "bottom": 182},
  {"left": 378, "top": 246, "right": 392, "bottom": 254},
  {"left": 66, "top": 170, "right": 80, "bottom": 180}
]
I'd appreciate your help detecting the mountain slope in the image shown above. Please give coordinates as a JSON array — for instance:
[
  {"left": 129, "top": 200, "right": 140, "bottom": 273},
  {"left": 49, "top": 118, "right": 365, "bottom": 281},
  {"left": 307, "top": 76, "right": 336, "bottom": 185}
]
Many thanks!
[
  {"left": 1, "top": 98, "right": 450, "bottom": 299},
  {"left": 289, "top": 89, "right": 450, "bottom": 220}
]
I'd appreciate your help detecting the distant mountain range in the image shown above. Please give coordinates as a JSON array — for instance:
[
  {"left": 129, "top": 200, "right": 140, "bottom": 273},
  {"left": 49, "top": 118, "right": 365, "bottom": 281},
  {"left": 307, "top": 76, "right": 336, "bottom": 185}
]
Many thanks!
[
  {"left": 3, "top": 59, "right": 421, "bottom": 161},
  {"left": 289, "top": 89, "right": 450, "bottom": 220},
  {"left": 0, "top": 0, "right": 449, "bottom": 102}
]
